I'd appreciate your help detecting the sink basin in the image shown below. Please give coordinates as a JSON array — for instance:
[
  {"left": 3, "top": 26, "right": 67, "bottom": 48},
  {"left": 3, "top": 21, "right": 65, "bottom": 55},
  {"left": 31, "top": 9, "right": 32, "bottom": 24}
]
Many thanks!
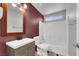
[{"left": 6, "top": 38, "right": 35, "bottom": 49}]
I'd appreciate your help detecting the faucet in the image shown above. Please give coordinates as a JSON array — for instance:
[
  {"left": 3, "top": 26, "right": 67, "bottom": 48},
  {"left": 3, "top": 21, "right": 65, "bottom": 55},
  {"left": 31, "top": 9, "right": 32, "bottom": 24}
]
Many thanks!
[{"left": 16, "top": 36, "right": 22, "bottom": 40}]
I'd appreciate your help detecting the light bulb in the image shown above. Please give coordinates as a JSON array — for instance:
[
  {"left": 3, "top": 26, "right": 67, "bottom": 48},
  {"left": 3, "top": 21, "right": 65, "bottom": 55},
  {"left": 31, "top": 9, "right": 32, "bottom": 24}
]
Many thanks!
[
  {"left": 12, "top": 3, "right": 16, "bottom": 7},
  {"left": 19, "top": 7, "right": 24, "bottom": 12},
  {"left": 24, "top": 4, "right": 27, "bottom": 9}
]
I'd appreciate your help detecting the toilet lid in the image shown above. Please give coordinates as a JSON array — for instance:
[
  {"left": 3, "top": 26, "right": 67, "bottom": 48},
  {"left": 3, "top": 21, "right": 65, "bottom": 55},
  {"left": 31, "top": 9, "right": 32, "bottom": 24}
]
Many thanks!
[{"left": 37, "top": 43, "right": 50, "bottom": 50}]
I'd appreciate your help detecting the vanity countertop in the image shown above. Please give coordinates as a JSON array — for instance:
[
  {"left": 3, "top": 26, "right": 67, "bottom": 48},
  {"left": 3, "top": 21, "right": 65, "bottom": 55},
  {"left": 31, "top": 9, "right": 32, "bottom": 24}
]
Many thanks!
[{"left": 6, "top": 38, "right": 35, "bottom": 49}]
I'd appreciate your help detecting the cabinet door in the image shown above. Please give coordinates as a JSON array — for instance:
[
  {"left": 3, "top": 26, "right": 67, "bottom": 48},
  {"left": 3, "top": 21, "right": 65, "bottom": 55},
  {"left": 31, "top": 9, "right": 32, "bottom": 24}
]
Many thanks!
[
  {"left": 28, "top": 42, "right": 35, "bottom": 56},
  {"left": 15, "top": 45, "right": 29, "bottom": 56}
]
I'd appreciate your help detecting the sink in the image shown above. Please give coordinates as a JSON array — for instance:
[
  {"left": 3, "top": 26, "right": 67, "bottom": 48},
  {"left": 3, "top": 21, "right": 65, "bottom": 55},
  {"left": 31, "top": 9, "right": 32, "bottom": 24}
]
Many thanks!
[{"left": 6, "top": 38, "right": 35, "bottom": 49}]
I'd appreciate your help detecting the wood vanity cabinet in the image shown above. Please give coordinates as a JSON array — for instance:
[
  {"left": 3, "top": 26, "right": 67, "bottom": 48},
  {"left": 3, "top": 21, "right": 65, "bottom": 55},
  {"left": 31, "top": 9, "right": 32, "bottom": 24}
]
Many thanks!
[{"left": 6, "top": 41, "right": 35, "bottom": 56}]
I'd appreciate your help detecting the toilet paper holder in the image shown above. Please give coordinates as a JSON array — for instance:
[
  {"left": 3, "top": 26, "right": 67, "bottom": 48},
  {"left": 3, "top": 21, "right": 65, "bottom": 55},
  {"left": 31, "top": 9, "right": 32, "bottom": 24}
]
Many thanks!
[{"left": 73, "top": 43, "right": 79, "bottom": 48}]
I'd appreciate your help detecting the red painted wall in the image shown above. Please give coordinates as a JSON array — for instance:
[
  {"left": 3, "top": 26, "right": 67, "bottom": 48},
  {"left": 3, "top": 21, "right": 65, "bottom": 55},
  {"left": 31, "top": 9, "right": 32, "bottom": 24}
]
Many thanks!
[
  {"left": 0, "top": 3, "right": 44, "bottom": 56},
  {"left": 25, "top": 4, "right": 44, "bottom": 37}
]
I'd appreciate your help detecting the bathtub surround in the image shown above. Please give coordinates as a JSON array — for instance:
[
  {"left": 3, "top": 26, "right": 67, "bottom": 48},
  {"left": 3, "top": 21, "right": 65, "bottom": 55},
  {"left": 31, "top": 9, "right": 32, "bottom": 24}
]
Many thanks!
[
  {"left": 37, "top": 20, "right": 67, "bottom": 56},
  {"left": 0, "top": 3, "right": 44, "bottom": 56}
]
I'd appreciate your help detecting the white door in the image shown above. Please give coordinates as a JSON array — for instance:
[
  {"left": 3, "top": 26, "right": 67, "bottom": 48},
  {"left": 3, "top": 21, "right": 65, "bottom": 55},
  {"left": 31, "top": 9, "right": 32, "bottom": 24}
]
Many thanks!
[
  {"left": 68, "top": 20, "right": 76, "bottom": 56},
  {"left": 76, "top": 3, "right": 79, "bottom": 56},
  {"left": 66, "top": 3, "right": 77, "bottom": 56}
]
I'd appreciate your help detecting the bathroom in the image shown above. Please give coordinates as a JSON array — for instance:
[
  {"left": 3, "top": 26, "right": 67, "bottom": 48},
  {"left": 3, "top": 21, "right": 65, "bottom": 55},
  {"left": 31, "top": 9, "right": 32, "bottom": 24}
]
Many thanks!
[{"left": 0, "top": 3, "right": 79, "bottom": 56}]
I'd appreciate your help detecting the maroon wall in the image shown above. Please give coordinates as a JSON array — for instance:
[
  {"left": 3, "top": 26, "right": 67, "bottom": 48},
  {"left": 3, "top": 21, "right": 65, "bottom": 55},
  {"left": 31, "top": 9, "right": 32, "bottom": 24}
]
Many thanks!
[
  {"left": 0, "top": 3, "right": 44, "bottom": 56},
  {"left": 25, "top": 4, "right": 44, "bottom": 37}
]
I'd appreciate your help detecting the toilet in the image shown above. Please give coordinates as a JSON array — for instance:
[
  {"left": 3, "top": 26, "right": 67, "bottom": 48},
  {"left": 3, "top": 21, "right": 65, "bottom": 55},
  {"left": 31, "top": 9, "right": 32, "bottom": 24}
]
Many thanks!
[{"left": 33, "top": 36, "right": 50, "bottom": 56}]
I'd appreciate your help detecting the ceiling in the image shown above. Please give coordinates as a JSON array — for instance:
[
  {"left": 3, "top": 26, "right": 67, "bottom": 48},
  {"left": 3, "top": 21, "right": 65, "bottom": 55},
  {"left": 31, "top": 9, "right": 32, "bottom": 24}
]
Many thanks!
[{"left": 32, "top": 3, "right": 66, "bottom": 16}]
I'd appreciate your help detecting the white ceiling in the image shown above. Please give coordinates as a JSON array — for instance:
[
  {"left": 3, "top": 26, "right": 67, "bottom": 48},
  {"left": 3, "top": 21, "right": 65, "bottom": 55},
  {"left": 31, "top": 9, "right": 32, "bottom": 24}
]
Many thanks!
[{"left": 32, "top": 3, "right": 66, "bottom": 16}]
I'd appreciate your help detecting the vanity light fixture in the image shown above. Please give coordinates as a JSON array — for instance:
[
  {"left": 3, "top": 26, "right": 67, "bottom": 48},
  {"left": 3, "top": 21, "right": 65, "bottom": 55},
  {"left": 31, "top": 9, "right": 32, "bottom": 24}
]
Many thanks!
[
  {"left": 12, "top": 3, "right": 27, "bottom": 12},
  {"left": 0, "top": 7, "right": 3, "bottom": 19}
]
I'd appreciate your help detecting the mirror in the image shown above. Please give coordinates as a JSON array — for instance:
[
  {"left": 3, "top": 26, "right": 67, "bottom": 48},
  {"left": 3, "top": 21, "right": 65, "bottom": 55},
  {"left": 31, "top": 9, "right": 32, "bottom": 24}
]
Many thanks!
[
  {"left": 0, "top": 7, "right": 3, "bottom": 19},
  {"left": 7, "top": 3, "right": 25, "bottom": 35}
]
